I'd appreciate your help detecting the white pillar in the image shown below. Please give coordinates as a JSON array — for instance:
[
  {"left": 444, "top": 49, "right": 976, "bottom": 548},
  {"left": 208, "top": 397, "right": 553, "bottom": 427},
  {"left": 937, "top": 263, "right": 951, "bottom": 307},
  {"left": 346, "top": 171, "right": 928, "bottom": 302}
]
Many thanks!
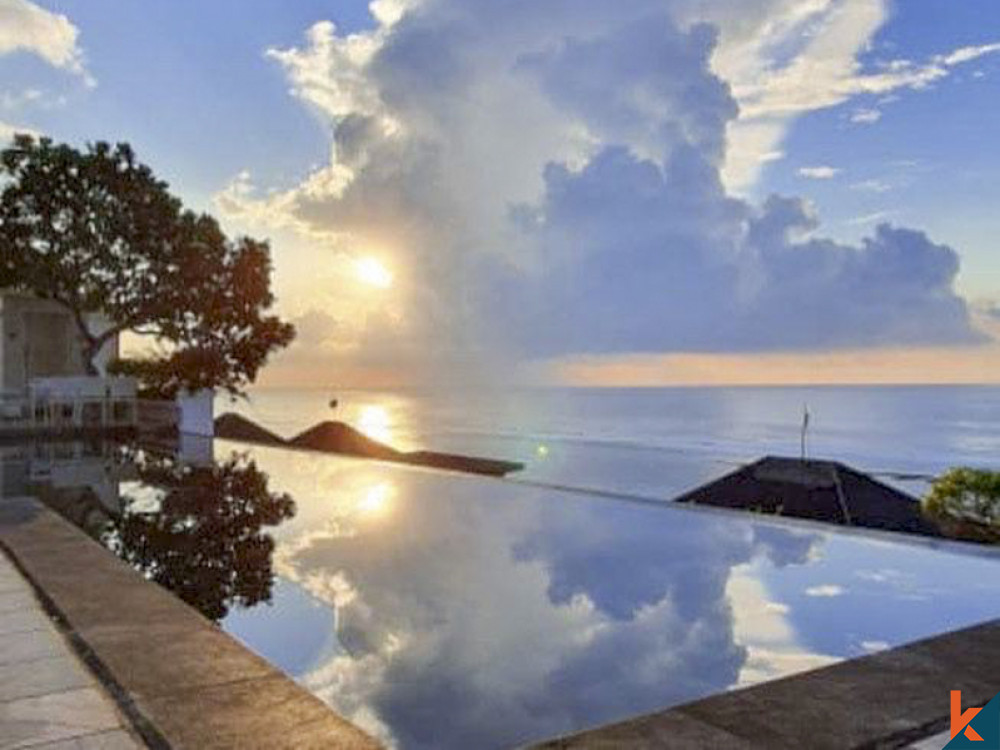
[{"left": 176, "top": 390, "right": 215, "bottom": 437}]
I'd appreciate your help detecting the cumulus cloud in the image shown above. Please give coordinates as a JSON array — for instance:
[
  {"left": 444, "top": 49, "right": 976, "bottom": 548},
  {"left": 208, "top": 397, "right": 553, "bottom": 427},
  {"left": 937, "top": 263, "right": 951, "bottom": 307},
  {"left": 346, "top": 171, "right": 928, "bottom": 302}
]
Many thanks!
[
  {"left": 0, "top": 0, "right": 91, "bottom": 82},
  {"left": 507, "top": 165, "right": 979, "bottom": 354},
  {"left": 219, "top": 0, "right": 985, "bottom": 379}
]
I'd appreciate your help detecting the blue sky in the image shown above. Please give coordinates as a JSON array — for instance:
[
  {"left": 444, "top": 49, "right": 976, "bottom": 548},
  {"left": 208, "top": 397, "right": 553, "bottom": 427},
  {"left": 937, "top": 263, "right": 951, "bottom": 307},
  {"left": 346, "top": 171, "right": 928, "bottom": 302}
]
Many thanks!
[
  {"left": 2, "top": 0, "right": 999, "bottom": 384},
  {"left": 757, "top": 1, "right": 1000, "bottom": 299}
]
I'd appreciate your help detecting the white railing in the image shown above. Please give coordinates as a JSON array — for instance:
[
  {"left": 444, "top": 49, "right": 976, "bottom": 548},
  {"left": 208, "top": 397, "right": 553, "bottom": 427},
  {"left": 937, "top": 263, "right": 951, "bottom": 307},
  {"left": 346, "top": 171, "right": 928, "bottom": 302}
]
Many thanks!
[
  {"left": 0, "top": 393, "right": 138, "bottom": 433},
  {"left": 0, "top": 377, "right": 143, "bottom": 434}
]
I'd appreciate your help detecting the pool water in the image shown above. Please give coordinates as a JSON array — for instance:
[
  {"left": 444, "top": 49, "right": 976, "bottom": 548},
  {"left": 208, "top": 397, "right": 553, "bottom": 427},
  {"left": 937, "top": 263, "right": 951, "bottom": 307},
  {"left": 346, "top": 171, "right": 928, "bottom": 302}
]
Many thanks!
[{"left": 5, "top": 437, "right": 1000, "bottom": 749}]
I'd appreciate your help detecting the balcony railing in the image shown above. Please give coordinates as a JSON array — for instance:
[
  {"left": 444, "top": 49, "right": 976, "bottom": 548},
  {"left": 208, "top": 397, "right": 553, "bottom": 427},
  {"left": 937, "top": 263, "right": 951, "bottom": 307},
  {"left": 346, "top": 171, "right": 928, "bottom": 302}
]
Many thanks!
[{"left": 0, "top": 377, "right": 178, "bottom": 436}]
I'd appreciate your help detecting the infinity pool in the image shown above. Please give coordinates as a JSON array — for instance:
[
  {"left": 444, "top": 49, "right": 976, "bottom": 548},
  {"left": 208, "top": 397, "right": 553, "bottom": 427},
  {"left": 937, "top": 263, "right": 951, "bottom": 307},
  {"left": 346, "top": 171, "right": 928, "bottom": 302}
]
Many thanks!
[{"left": 7, "top": 438, "right": 1000, "bottom": 749}]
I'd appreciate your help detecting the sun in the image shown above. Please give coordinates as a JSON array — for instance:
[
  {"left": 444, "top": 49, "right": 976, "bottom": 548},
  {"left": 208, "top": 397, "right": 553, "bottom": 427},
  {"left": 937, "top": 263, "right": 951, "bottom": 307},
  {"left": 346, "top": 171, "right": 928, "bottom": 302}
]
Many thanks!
[{"left": 356, "top": 256, "right": 393, "bottom": 288}]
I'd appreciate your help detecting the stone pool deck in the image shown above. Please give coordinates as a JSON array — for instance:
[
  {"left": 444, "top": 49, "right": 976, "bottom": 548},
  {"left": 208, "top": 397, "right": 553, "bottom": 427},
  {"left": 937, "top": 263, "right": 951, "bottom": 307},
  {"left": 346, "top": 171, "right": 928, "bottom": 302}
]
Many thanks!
[
  {"left": 534, "top": 618, "right": 1000, "bottom": 749},
  {"left": 0, "top": 496, "right": 378, "bottom": 750},
  {"left": 0, "top": 552, "right": 141, "bottom": 749}
]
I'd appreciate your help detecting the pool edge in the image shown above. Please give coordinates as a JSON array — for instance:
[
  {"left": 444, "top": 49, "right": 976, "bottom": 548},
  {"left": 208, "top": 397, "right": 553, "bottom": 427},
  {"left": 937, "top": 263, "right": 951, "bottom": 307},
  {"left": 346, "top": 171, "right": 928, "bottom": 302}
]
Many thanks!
[{"left": 0, "top": 495, "right": 380, "bottom": 750}]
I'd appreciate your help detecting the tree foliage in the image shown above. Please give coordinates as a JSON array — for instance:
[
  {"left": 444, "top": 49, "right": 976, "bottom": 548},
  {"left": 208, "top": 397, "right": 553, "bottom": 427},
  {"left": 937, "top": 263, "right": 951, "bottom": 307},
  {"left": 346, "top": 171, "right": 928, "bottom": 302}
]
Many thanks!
[
  {"left": 106, "top": 452, "right": 296, "bottom": 621},
  {"left": 924, "top": 467, "right": 1000, "bottom": 544},
  {"left": 0, "top": 135, "right": 294, "bottom": 396}
]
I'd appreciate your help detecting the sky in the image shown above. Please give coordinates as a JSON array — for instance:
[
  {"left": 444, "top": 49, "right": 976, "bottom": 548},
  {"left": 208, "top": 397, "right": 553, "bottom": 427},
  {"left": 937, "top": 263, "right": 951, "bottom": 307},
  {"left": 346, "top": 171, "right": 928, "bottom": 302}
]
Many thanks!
[{"left": 2, "top": 0, "right": 999, "bottom": 386}]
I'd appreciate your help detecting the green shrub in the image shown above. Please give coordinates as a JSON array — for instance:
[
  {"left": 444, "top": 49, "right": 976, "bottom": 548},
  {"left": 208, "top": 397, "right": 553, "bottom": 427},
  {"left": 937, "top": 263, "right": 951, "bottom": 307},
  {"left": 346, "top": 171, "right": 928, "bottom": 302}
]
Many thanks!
[{"left": 924, "top": 468, "right": 1000, "bottom": 544}]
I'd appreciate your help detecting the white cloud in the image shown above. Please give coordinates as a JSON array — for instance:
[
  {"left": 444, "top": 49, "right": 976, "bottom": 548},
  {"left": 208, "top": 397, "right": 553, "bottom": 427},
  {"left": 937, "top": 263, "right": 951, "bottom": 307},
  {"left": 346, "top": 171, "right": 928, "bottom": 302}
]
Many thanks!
[
  {"left": 0, "top": 0, "right": 92, "bottom": 84},
  {"left": 805, "top": 584, "right": 845, "bottom": 597},
  {"left": 850, "top": 107, "right": 882, "bottom": 124},
  {"left": 798, "top": 166, "right": 840, "bottom": 179},
  {"left": 935, "top": 42, "right": 1000, "bottom": 67},
  {"left": 851, "top": 178, "right": 891, "bottom": 193},
  {"left": 847, "top": 209, "right": 896, "bottom": 226},
  {"left": 707, "top": 0, "right": 1000, "bottom": 187},
  {"left": 731, "top": 31, "right": 1000, "bottom": 121},
  {"left": 727, "top": 566, "right": 837, "bottom": 687},
  {"left": 219, "top": 2, "right": 983, "bottom": 377}
]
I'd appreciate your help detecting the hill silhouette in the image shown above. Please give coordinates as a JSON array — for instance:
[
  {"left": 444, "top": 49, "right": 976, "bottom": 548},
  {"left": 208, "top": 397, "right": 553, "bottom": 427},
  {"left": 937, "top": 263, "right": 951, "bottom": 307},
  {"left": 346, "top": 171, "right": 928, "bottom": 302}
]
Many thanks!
[{"left": 214, "top": 413, "right": 523, "bottom": 477}]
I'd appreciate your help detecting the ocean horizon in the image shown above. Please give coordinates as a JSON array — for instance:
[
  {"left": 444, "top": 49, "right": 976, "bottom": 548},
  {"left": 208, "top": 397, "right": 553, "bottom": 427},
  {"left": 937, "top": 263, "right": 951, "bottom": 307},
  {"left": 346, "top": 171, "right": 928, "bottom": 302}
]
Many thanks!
[{"left": 221, "top": 384, "right": 1000, "bottom": 501}]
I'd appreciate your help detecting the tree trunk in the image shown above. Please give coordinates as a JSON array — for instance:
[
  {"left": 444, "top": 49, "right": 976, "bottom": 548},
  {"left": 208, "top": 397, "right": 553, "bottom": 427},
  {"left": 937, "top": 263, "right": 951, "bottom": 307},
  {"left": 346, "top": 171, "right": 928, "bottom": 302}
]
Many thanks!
[
  {"left": 66, "top": 306, "right": 101, "bottom": 377},
  {"left": 81, "top": 346, "right": 100, "bottom": 376}
]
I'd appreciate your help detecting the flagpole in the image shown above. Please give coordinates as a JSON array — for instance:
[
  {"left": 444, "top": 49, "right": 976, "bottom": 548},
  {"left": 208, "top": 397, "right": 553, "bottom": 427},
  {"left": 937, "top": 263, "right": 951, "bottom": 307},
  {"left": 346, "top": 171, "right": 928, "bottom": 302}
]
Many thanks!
[{"left": 801, "top": 404, "right": 809, "bottom": 461}]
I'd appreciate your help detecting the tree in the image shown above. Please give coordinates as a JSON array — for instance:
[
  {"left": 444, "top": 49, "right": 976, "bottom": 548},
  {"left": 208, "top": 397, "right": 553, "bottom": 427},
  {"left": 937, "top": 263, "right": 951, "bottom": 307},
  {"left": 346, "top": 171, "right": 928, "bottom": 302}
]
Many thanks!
[
  {"left": 923, "top": 467, "right": 1000, "bottom": 544},
  {"left": 105, "top": 451, "right": 296, "bottom": 621},
  {"left": 0, "top": 135, "right": 294, "bottom": 396}
]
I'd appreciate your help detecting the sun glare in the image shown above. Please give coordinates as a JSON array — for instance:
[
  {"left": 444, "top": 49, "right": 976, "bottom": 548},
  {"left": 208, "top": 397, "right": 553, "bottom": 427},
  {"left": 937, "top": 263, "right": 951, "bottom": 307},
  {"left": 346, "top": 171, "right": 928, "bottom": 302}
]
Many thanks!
[
  {"left": 356, "top": 256, "right": 393, "bottom": 288},
  {"left": 358, "top": 404, "right": 393, "bottom": 444},
  {"left": 356, "top": 481, "right": 395, "bottom": 519}
]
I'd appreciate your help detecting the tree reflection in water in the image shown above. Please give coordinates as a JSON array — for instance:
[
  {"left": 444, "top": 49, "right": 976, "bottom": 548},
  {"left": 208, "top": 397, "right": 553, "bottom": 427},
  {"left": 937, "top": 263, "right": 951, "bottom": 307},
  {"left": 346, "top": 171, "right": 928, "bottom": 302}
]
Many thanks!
[{"left": 104, "top": 452, "right": 296, "bottom": 621}]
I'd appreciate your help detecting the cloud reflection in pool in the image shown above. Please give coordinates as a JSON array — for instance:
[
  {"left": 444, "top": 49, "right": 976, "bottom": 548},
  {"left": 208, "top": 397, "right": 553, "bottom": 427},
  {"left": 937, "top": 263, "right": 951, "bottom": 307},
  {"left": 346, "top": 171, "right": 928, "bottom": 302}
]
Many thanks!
[{"left": 217, "top": 442, "right": 1000, "bottom": 749}]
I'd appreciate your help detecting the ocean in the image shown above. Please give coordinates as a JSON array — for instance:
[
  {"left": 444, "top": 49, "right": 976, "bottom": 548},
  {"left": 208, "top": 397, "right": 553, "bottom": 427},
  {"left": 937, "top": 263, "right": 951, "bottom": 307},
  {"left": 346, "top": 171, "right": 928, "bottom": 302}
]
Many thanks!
[{"left": 220, "top": 385, "right": 1000, "bottom": 500}]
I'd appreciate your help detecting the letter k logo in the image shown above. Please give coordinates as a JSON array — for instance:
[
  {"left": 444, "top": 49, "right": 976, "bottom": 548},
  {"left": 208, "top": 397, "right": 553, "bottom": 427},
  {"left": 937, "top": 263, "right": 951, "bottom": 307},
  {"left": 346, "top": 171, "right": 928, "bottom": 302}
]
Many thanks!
[{"left": 953, "top": 691, "right": 984, "bottom": 742}]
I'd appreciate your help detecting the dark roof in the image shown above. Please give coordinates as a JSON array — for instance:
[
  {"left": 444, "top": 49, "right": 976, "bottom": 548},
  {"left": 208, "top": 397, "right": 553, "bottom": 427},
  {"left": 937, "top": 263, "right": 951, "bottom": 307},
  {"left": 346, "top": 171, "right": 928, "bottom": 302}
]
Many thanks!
[{"left": 674, "top": 456, "right": 942, "bottom": 538}]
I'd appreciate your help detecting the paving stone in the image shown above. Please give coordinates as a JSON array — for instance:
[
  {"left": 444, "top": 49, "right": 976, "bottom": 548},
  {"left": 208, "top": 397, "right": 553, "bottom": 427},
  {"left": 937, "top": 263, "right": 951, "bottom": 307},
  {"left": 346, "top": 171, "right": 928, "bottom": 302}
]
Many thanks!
[
  {"left": 0, "top": 609, "right": 51, "bottom": 636},
  {"left": 0, "top": 687, "right": 121, "bottom": 750},
  {"left": 0, "top": 576, "right": 31, "bottom": 596},
  {"left": 0, "top": 592, "right": 38, "bottom": 616},
  {"left": 0, "top": 552, "right": 134, "bottom": 750},
  {"left": 0, "top": 629, "right": 66, "bottom": 667},
  {"left": 0, "top": 655, "right": 92, "bottom": 704}
]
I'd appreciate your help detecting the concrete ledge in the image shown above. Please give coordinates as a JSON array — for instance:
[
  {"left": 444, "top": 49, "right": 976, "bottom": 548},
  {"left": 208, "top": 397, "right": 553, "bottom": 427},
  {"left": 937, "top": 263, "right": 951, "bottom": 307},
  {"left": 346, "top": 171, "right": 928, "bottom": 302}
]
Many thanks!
[
  {"left": 0, "top": 496, "right": 379, "bottom": 750},
  {"left": 534, "top": 619, "right": 1000, "bottom": 749}
]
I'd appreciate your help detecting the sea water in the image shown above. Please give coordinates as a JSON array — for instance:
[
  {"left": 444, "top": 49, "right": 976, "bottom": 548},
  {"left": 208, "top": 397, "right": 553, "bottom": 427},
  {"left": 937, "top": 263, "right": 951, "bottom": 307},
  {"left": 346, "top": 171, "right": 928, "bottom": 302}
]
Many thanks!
[{"left": 222, "top": 385, "right": 1000, "bottom": 499}]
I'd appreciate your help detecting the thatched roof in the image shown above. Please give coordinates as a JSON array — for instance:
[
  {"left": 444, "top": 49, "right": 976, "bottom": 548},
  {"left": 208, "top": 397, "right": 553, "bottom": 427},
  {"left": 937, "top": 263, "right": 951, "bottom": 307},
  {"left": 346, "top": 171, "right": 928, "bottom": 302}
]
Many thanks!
[{"left": 674, "top": 456, "right": 942, "bottom": 537}]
